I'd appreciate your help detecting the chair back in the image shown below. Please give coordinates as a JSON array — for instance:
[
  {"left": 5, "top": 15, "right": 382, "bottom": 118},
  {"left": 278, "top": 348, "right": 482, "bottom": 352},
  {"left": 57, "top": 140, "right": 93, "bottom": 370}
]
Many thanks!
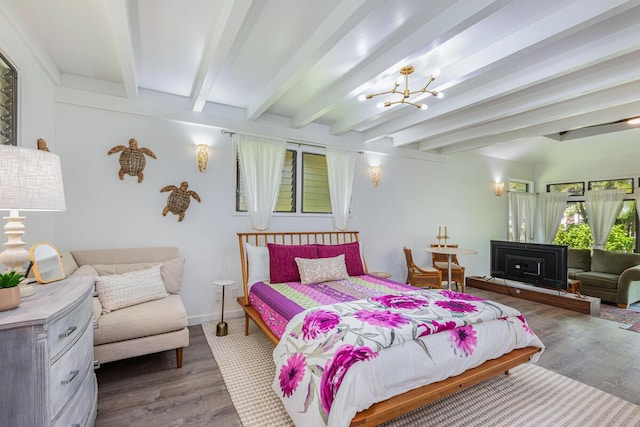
[
  {"left": 430, "top": 244, "right": 459, "bottom": 264},
  {"left": 403, "top": 247, "right": 416, "bottom": 271}
]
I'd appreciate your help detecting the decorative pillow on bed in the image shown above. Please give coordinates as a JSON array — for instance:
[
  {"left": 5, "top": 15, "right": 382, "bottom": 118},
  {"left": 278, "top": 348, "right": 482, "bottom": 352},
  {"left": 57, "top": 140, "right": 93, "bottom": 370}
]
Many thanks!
[
  {"left": 268, "top": 243, "right": 318, "bottom": 283},
  {"left": 95, "top": 265, "right": 168, "bottom": 314},
  {"left": 295, "top": 254, "right": 349, "bottom": 285},
  {"left": 246, "top": 243, "right": 270, "bottom": 286},
  {"left": 316, "top": 241, "right": 365, "bottom": 276}
]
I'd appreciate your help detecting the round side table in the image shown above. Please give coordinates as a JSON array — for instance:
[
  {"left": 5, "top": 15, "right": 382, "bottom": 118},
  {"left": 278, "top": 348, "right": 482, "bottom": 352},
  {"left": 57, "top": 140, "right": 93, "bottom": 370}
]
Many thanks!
[{"left": 213, "top": 280, "right": 233, "bottom": 336}]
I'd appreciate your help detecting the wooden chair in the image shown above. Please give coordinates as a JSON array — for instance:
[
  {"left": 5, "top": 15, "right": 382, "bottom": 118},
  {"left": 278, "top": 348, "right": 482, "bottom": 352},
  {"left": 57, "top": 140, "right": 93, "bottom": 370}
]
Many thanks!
[
  {"left": 403, "top": 247, "right": 442, "bottom": 289},
  {"left": 430, "top": 244, "right": 466, "bottom": 292}
]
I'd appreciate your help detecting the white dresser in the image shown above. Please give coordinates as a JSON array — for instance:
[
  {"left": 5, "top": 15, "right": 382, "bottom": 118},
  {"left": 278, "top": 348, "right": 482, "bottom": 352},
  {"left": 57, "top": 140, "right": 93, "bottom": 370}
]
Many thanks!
[{"left": 0, "top": 275, "right": 97, "bottom": 427}]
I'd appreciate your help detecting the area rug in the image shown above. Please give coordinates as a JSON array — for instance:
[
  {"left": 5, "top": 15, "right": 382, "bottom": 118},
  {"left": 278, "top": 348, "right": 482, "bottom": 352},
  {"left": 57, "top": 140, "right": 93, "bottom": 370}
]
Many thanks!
[
  {"left": 599, "top": 302, "right": 640, "bottom": 332},
  {"left": 203, "top": 318, "right": 640, "bottom": 427}
]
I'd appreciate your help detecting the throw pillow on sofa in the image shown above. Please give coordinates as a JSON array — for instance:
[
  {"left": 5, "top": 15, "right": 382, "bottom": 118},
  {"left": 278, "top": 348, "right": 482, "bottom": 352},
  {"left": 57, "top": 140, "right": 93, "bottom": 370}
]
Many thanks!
[
  {"left": 96, "top": 265, "right": 168, "bottom": 314},
  {"left": 92, "top": 257, "right": 185, "bottom": 294}
]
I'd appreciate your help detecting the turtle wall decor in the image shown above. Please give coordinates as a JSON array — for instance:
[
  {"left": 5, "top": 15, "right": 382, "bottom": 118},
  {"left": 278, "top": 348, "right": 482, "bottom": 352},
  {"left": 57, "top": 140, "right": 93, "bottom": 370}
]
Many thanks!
[
  {"left": 160, "top": 181, "right": 201, "bottom": 222},
  {"left": 108, "top": 138, "right": 157, "bottom": 183},
  {"left": 37, "top": 138, "right": 50, "bottom": 152}
]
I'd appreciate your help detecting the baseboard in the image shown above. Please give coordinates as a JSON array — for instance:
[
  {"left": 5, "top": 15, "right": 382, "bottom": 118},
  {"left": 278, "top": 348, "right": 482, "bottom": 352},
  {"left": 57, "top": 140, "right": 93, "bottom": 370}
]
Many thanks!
[{"left": 187, "top": 307, "right": 244, "bottom": 326}]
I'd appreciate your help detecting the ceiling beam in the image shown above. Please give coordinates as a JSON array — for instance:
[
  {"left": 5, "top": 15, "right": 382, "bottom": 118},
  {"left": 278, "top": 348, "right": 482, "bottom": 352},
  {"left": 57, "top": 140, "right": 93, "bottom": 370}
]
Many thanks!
[
  {"left": 105, "top": 0, "right": 139, "bottom": 99},
  {"left": 419, "top": 81, "right": 640, "bottom": 152},
  {"left": 245, "top": 0, "right": 384, "bottom": 121},
  {"left": 191, "top": 0, "right": 253, "bottom": 112}
]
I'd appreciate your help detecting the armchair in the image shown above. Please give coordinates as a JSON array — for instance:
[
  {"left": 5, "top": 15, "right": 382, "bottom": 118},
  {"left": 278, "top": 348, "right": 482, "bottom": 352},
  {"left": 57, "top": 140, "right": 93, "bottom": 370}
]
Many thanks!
[
  {"left": 403, "top": 247, "right": 442, "bottom": 289},
  {"left": 430, "top": 244, "right": 466, "bottom": 292}
]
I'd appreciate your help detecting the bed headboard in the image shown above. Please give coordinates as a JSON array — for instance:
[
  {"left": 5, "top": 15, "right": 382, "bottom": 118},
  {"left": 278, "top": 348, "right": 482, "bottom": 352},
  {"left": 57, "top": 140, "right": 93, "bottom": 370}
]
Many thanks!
[{"left": 237, "top": 231, "right": 366, "bottom": 304}]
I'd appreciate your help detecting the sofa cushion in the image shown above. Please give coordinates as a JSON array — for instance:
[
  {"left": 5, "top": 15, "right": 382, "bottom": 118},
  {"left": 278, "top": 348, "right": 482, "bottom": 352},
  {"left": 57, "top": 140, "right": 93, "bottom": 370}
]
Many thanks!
[
  {"left": 93, "top": 295, "right": 187, "bottom": 345},
  {"left": 575, "top": 271, "right": 619, "bottom": 290},
  {"left": 567, "top": 249, "right": 591, "bottom": 272},
  {"left": 591, "top": 249, "right": 640, "bottom": 275},
  {"left": 71, "top": 247, "right": 179, "bottom": 266},
  {"left": 567, "top": 267, "right": 585, "bottom": 280},
  {"left": 268, "top": 243, "right": 318, "bottom": 283},
  {"left": 73, "top": 264, "right": 98, "bottom": 277},
  {"left": 92, "top": 257, "right": 185, "bottom": 294},
  {"left": 316, "top": 241, "right": 365, "bottom": 276},
  {"left": 60, "top": 251, "right": 79, "bottom": 276},
  {"left": 295, "top": 254, "right": 349, "bottom": 285},
  {"left": 96, "top": 265, "right": 168, "bottom": 314}
]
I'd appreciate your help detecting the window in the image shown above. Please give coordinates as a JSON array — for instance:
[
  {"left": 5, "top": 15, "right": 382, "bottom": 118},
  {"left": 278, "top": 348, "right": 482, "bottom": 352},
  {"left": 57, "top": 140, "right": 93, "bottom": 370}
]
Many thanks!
[
  {"left": 301, "top": 153, "right": 331, "bottom": 213},
  {"left": 0, "top": 52, "right": 17, "bottom": 146},
  {"left": 236, "top": 148, "right": 332, "bottom": 214},
  {"left": 550, "top": 178, "right": 637, "bottom": 252},
  {"left": 546, "top": 182, "right": 584, "bottom": 196},
  {"left": 509, "top": 178, "right": 532, "bottom": 193},
  {"left": 236, "top": 149, "right": 296, "bottom": 212}
]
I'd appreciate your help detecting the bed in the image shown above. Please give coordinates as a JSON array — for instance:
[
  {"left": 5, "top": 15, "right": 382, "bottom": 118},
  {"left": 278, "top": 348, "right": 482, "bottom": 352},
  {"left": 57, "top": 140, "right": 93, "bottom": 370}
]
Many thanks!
[{"left": 236, "top": 231, "right": 544, "bottom": 427}]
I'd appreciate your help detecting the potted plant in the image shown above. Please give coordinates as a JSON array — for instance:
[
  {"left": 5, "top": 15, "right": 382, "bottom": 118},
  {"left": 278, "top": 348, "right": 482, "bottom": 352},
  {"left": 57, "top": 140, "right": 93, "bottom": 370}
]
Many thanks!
[{"left": 0, "top": 270, "right": 24, "bottom": 311}]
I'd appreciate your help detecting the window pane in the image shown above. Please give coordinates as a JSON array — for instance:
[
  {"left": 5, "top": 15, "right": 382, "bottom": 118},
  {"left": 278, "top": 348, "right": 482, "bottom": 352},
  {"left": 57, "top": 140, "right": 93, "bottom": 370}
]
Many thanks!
[
  {"left": 302, "top": 153, "right": 331, "bottom": 213},
  {"left": 0, "top": 53, "right": 17, "bottom": 146},
  {"left": 547, "top": 182, "right": 584, "bottom": 196},
  {"left": 553, "top": 200, "right": 636, "bottom": 252},
  {"left": 588, "top": 178, "right": 634, "bottom": 194},
  {"left": 236, "top": 149, "right": 296, "bottom": 212},
  {"left": 509, "top": 181, "right": 528, "bottom": 192}
]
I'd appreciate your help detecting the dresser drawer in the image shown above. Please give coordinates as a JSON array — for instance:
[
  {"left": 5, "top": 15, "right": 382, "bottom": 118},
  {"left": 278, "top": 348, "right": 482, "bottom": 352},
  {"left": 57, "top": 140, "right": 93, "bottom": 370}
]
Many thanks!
[
  {"left": 53, "top": 369, "right": 97, "bottom": 427},
  {"left": 49, "top": 291, "right": 93, "bottom": 360},
  {"left": 50, "top": 320, "right": 94, "bottom": 418}
]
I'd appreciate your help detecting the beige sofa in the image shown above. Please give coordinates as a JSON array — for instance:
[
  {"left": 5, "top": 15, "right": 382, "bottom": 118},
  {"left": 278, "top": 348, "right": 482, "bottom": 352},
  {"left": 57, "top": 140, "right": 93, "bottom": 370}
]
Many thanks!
[
  {"left": 568, "top": 248, "right": 640, "bottom": 308},
  {"left": 63, "top": 247, "right": 189, "bottom": 368}
]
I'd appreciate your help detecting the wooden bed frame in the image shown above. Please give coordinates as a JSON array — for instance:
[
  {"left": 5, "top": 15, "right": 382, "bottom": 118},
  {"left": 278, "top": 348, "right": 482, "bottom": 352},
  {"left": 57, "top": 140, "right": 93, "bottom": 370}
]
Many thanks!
[{"left": 236, "top": 231, "right": 540, "bottom": 427}]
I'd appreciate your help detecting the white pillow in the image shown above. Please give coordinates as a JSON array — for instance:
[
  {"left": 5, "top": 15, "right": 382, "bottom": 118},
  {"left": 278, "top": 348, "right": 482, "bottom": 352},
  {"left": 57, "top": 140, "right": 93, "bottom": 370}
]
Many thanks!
[
  {"left": 246, "top": 243, "right": 270, "bottom": 288},
  {"left": 92, "top": 257, "right": 185, "bottom": 294},
  {"left": 95, "top": 265, "right": 167, "bottom": 314},
  {"left": 295, "top": 254, "right": 349, "bottom": 285}
]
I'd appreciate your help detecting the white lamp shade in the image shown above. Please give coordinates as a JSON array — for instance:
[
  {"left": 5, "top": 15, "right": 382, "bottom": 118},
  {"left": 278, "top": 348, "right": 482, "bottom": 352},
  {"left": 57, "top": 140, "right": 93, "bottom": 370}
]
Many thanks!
[{"left": 0, "top": 145, "right": 66, "bottom": 211}]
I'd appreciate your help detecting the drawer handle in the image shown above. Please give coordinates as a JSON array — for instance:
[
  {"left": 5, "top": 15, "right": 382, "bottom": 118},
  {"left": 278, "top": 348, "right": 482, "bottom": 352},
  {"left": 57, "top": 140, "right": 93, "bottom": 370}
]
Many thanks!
[
  {"left": 72, "top": 425, "right": 80, "bottom": 427},
  {"left": 61, "top": 369, "right": 80, "bottom": 385},
  {"left": 58, "top": 325, "right": 77, "bottom": 338}
]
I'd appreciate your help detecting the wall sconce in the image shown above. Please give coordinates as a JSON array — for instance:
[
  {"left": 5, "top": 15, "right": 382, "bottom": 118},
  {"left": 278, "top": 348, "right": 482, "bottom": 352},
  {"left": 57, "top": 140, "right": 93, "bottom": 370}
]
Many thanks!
[
  {"left": 196, "top": 144, "right": 209, "bottom": 172},
  {"left": 494, "top": 181, "right": 505, "bottom": 197},
  {"left": 370, "top": 165, "right": 381, "bottom": 187}
]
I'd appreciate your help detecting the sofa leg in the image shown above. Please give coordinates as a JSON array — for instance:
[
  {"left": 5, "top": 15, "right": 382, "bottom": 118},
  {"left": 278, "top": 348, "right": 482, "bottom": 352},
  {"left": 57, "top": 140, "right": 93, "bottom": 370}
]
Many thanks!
[
  {"left": 176, "top": 347, "right": 183, "bottom": 368},
  {"left": 617, "top": 303, "right": 629, "bottom": 309}
]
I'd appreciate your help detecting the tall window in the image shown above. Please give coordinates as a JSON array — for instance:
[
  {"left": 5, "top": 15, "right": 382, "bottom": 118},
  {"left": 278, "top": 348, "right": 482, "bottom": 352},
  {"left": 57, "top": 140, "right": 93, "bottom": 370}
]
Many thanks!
[
  {"left": 236, "top": 148, "right": 331, "bottom": 214},
  {"left": 551, "top": 178, "right": 637, "bottom": 252},
  {"left": 0, "top": 52, "right": 17, "bottom": 146}
]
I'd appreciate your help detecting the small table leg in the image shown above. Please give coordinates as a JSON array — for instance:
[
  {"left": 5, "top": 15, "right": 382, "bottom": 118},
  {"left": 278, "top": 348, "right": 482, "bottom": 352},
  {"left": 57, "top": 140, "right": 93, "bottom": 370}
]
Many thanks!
[
  {"left": 447, "top": 254, "right": 453, "bottom": 290},
  {"left": 216, "top": 286, "right": 228, "bottom": 336}
]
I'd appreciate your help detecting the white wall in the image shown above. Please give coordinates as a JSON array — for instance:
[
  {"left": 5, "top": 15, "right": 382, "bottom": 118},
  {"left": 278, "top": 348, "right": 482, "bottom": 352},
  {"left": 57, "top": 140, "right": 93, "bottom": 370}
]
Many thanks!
[{"left": 53, "top": 102, "right": 533, "bottom": 324}]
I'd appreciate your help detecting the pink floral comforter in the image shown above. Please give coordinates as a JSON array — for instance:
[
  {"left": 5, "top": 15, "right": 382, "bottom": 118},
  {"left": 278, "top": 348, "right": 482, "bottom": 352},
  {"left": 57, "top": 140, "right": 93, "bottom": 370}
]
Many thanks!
[{"left": 272, "top": 289, "right": 544, "bottom": 427}]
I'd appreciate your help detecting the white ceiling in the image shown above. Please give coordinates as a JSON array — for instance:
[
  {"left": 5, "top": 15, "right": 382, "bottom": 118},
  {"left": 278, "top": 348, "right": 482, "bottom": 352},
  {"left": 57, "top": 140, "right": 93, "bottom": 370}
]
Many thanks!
[{"left": 3, "top": 0, "right": 640, "bottom": 162}]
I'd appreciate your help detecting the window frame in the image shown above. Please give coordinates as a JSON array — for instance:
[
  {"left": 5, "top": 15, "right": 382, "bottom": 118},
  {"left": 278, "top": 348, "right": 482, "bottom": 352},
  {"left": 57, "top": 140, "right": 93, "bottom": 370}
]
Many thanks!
[
  {"left": 0, "top": 51, "right": 17, "bottom": 146},
  {"left": 508, "top": 177, "right": 534, "bottom": 193}
]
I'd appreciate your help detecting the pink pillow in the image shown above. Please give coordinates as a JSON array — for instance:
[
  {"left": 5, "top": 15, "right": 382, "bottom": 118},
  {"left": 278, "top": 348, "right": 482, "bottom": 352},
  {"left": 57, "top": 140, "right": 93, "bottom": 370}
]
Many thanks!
[
  {"left": 317, "top": 241, "right": 365, "bottom": 276},
  {"left": 268, "top": 244, "right": 318, "bottom": 283}
]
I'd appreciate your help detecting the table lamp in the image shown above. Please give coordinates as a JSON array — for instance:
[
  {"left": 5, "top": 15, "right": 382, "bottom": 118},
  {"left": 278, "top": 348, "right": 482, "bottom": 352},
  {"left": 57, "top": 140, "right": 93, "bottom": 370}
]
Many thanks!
[{"left": 0, "top": 145, "right": 66, "bottom": 297}]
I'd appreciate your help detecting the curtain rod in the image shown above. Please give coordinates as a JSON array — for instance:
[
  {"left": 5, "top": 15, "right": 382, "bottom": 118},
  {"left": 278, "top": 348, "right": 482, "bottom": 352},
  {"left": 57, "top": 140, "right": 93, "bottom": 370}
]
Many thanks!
[{"left": 221, "top": 129, "right": 363, "bottom": 154}]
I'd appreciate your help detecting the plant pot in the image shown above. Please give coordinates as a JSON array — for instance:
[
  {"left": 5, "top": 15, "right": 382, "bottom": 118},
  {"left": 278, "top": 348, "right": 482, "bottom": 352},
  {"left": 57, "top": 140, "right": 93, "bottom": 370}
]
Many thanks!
[{"left": 0, "top": 286, "right": 21, "bottom": 311}]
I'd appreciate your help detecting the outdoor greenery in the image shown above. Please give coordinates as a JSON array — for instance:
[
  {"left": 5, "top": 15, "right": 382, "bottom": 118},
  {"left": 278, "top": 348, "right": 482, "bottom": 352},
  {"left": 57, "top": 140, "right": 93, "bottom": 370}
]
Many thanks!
[{"left": 553, "top": 223, "right": 634, "bottom": 252}]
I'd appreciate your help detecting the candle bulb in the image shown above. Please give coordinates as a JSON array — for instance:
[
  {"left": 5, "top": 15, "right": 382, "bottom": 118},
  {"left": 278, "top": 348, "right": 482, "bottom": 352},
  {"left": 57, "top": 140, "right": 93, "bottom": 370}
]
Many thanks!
[
  {"left": 438, "top": 226, "right": 442, "bottom": 236},
  {"left": 445, "top": 226, "right": 448, "bottom": 236}
]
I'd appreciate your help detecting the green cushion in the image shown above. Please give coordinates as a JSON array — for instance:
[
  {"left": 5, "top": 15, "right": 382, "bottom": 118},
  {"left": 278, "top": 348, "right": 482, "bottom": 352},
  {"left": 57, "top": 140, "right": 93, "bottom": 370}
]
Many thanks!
[
  {"left": 575, "top": 271, "right": 619, "bottom": 290},
  {"left": 567, "top": 267, "right": 584, "bottom": 280},
  {"left": 591, "top": 249, "right": 640, "bottom": 275},
  {"left": 567, "top": 249, "right": 591, "bottom": 271}
]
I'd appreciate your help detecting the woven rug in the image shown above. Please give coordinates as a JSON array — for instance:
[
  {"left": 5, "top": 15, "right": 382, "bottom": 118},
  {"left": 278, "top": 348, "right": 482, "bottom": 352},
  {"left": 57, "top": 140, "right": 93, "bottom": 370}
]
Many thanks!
[
  {"left": 203, "top": 318, "right": 640, "bottom": 427},
  {"left": 599, "top": 302, "right": 640, "bottom": 333}
]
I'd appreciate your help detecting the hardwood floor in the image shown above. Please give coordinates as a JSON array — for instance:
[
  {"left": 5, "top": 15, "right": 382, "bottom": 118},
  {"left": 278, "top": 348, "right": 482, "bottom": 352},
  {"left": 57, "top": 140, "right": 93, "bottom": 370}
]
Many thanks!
[{"left": 94, "top": 286, "right": 640, "bottom": 426}]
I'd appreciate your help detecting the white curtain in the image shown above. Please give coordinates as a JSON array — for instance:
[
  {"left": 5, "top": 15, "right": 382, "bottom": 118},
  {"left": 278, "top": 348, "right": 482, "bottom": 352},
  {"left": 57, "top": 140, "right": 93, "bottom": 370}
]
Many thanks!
[
  {"left": 508, "top": 192, "right": 536, "bottom": 242},
  {"left": 538, "top": 191, "right": 569, "bottom": 244},
  {"left": 235, "top": 134, "right": 286, "bottom": 231},
  {"left": 325, "top": 147, "right": 356, "bottom": 231},
  {"left": 585, "top": 189, "right": 625, "bottom": 250}
]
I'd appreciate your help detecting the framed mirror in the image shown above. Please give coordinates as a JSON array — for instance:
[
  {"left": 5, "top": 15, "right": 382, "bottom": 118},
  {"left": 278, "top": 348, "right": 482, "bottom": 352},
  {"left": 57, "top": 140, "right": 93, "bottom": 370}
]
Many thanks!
[{"left": 29, "top": 242, "right": 65, "bottom": 284}]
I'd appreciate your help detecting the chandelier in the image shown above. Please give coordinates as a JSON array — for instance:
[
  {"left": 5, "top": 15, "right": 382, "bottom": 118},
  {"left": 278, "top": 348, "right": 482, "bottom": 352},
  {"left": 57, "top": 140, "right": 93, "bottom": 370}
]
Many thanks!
[{"left": 358, "top": 65, "right": 443, "bottom": 110}]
